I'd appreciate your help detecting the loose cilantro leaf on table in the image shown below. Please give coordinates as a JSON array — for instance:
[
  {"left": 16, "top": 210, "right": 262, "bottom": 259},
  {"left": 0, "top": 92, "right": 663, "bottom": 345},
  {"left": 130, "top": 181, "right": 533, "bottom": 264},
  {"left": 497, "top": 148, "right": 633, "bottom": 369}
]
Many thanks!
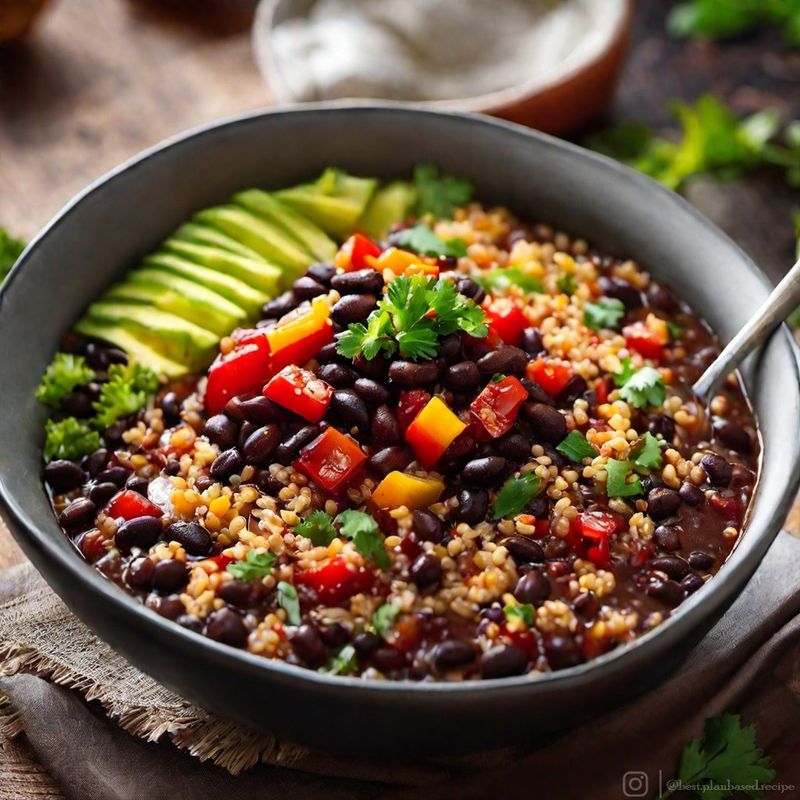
[
  {"left": 618, "top": 366, "right": 666, "bottom": 409},
  {"left": 36, "top": 353, "right": 96, "bottom": 408},
  {"left": 474, "top": 266, "right": 544, "bottom": 295},
  {"left": 371, "top": 602, "right": 400, "bottom": 637},
  {"left": 556, "top": 430, "right": 597, "bottom": 463},
  {"left": 337, "top": 509, "right": 389, "bottom": 568},
  {"left": 0, "top": 227, "right": 25, "bottom": 283},
  {"left": 413, "top": 164, "right": 473, "bottom": 218},
  {"left": 631, "top": 432, "right": 664, "bottom": 471},
  {"left": 503, "top": 603, "right": 534, "bottom": 626},
  {"left": 227, "top": 550, "right": 276, "bottom": 581},
  {"left": 93, "top": 362, "right": 158, "bottom": 428},
  {"left": 605, "top": 459, "right": 643, "bottom": 498},
  {"left": 294, "top": 510, "right": 337, "bottom": 546},
  {"left": 584, "top": 298, "right": 625, "bottom": 331},
  {"left": 325, "top": 644, "right": 358, "bottom": 676},
  {"left": 393, "top": 224, "right": 467, "bottom": 258},
  {"left": 336, "top": 274, "right": 488, "bottom": 362},
  {"left": 277, "top": 581, "right": 301, "bottom": 625},
  {"left": 43, "top": 417, "right": 101, "bottom": 462},
  {"left": 491, "top": 472, "right": 541, "bottom": 520}
]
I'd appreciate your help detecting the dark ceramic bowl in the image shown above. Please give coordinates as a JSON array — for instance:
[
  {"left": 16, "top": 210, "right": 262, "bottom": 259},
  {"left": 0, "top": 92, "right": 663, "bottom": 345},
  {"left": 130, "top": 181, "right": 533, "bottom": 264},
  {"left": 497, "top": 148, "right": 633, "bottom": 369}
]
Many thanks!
[{"left": 1, "top": 105, "right": 798, "bottom": 757}]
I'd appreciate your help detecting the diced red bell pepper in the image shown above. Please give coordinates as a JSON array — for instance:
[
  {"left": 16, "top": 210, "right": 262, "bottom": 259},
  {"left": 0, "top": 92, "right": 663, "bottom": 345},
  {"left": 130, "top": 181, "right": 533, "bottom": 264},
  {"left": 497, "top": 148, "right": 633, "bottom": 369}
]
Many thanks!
[
  {"left": 264, "top": 364, "right": 333, "bottom": 423},
  {"left": 470, "top": 375, "right": 528, "bottom": 438},
  {"left": 631, "top": 540, "right": 656, "bottom": 569},
  {"left": 526, "top": 358, "right": 573, "bottom": 397},
  {"left": 404, "top": 396, "right": 466, "bottom": 469},
  {"left": 567, "top": 511, "right": 620, "bottom": 568},
  {"left": 397, "top": 389, "right": 431, "bottom": 433},
  {"left": 266, "top": 297, "right": 334, "bottom": 373},
  {"left": 623, "top": 321, "right": 666, "bottom": 362},
  {"left": 334, "top": 233, "right": 382, "bottom": 272},
  {"left": 709, "top": 492, "right": 740, "bottom": 523},
  {"left": 501, "top": 624, "right": 540, "bottom": 659},
  {"left": 294, "top": 427, "right": 366, "bottom": 493},
  {"left": 482, "top": 298, "right": 528, "bottom": 347},
  {"left": 105, "top": 489, "right": 163, "bottom": 521},
  {"left": 295, "top": 555, "right": 375, "bottom": 605},
  {"left": 204, "top": 329, "right": 271, "bottom": 416}
]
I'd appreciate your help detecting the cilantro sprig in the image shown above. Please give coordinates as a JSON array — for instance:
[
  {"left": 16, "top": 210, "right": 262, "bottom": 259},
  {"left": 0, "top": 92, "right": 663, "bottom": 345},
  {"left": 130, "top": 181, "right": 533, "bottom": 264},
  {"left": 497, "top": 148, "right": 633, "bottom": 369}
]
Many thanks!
[
  {"left": 336, "top": 274, "right": 488, "bottom": 362},
  {"left": 294, "top": 510, "right": 337, "bottom": 546},
  {"left": 474, "top": 266, "right": 543, "bottom": 295},
  {"left": 412, "top": 164, "right": 473, "bottom": 218},
  {"left": 371, "top": 602, "right": 400, "bottom": 637},
  {"left": 491, "top": 472, "right": 541, "bottom": 520},
  {"left": 556, "top": 430, "right": 598, "bottom": 463},
  {"left": 0, "top": 227, "right": 25, "bottom": 283},
  {"left": 337, "top": 509, "right": 389, "bottom": 568},
  {"left": 584, "top": 298, "right": 625, "bottom": 331},
  {"left": 503, "top": 603, "right": 534, "bottom": 626},
  {"left": 43, "top": 417, "right": 101, "bottom": 462},
  {"left": 227, "top": 550, "right": 276, "bottom": 581},
  {"left": 92, "top": 362, "right": 158, "bottom": 428},
  {"left": 618, "top": 366, "right": 666, "bottom": 410},
  {"left": 392, "top": 224, "right": 467, "bottom": 259},
  {"left": 605, "top": 458, "right": 643, "bottom": 498},
  {"left": 631, "top": 432, "right": 664, "bottom": 470},
  {"left": 36, "top": 354, "right": 96, "bottom": 408},
  {"left": 277, "top": 580, "right": 301, "bottom": 625}
]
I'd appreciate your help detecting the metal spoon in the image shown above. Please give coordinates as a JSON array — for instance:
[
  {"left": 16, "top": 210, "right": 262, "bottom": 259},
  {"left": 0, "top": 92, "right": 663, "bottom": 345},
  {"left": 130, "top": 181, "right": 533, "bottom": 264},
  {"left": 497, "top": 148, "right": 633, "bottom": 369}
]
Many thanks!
[{"left": 693, "top": 258, "right": 800, "bottom": 402}]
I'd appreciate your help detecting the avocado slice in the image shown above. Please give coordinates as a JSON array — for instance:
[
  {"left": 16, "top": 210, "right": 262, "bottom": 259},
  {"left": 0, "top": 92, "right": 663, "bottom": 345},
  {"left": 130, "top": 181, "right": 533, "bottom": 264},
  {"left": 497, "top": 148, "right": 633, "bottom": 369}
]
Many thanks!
[
  {"left": 233, "top": 190, "right": 337, "bottom": 263},
  {"left": 122, "top": 271, "right": 249, "bottom": 336},
  {"left": 194, "top": 206, "right": 311, "bottom": 278},
  {"left": 173, "top": 222, "right": 268, "bottom": 262},
  {"left": 84, "top": 302, "right": 219, "bottom": 372},
  {"left": 357, "top": 181, "right": 417, "bottom": 240},
  {"left": 73, "top": 318, "right": 187, "bottom": 379},
  {"left": 162, "top": 238, "right": 283, "bottom": 295},
  {"left": 274, "top": 168, "right": 378, "bottom": 239}
]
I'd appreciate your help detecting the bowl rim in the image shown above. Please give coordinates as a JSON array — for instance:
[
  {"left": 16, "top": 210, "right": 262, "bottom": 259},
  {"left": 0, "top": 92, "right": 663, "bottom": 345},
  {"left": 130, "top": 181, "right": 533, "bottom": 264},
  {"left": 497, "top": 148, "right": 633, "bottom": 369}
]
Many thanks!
[
  {"left": 2, "top": 102, "right": 799, "bottom": 699},
  {"left": 252, "top": 0, "right": 633, "bottom": 112}
]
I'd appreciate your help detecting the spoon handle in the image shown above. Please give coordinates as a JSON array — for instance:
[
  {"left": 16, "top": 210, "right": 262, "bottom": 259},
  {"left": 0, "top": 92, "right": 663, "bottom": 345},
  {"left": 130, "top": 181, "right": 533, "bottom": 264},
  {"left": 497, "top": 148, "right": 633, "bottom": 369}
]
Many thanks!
[{"left": 693, "top": 258, "right": 800, "bottom": 401}]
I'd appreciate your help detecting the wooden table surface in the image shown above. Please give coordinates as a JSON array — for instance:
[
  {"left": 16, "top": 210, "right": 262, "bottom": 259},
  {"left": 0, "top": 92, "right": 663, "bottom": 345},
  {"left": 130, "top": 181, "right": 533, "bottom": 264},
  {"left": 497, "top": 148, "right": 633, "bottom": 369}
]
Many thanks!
[{"left": 1, "top": 1, "right": 798, "bottom": 571}]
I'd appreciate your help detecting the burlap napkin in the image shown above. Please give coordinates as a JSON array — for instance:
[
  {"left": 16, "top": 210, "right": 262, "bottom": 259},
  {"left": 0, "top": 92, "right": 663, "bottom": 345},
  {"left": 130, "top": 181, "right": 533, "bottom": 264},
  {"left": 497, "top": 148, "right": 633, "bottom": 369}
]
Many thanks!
[{"left": 2, "top": 532, "right": 800, "bottom": 800}]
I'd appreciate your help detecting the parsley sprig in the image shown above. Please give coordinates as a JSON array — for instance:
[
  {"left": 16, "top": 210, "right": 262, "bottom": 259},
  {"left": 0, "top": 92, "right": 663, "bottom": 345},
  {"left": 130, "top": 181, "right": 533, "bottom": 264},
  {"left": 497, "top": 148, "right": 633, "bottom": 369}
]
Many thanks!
[
  {"left": 92, "top": 362, "right": 158, "bottom": 428},
  {"left": 43, "top": 417, "right": 102, "bottom": 462},
  {"left": 336, "top": 275, "right": 488, "bottom": 361},
  {"left": 294, "top": 510, "right": 337, "bottom": 546},
  {"left": 277, "top": 580, "right": 301, "bottom": 625},
  {"left": 36, "top": 354, "right": 95, "bottom": 408}
]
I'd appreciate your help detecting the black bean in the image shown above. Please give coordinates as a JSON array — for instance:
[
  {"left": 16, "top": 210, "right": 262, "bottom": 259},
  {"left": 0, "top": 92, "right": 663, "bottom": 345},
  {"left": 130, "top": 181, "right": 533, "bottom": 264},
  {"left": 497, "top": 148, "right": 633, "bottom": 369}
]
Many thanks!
[
  {"left": 654, "top": 524, "right": 682, "bottom": 551},
  {"left": 353, "top": 377, "right": 389, "bottom": 405},
  {"left": 262, "top": 291, "right": 297, "bottom": 319},
  {"left": 352, "top": 353, "right": 387, "bottom": 380},
  {"left": 462, "top": 456, "right": 507, "bottom": 485},
  {"left": 480, "top": 645, "right": 528, "bottom": 679},
  {"left": 433, "top": 640, "right": 476, "bottom": 671},
  {"left": 444, "top": 361, "right": 481, "bottom": 391},
  {"left": 522, "top": 379, "right": 552, "bottom": 406},
  {"left": 713, "top": 419, "right": 752, "bottom": 454},
  {"left": 354, "top": 631, "right": 381, "bottom": 657},
  {"left": 306, "top": 262, "right": 336, "bottom": 286},
  {"left": 125, "top": 556, "right": 154, "bottom": 590},
  {"left": 205, "top": 608, "right": 248, "bottom": 648},
  {"left": 524, "top": 403, "right": 567, "bottom": 443},
  {"left": 730, "top": 463, "right": 754, "bottom": 491},
  {"left": 521, "top": 327, "right": 545, "bottom": 356},
  {"left": 412, "top": 509, "right": 444, "bottom": 543},
  {"left": 524, "top": 494, "right": 549, "bottom": 518},
  {"left": 224, "top": 396, "right": 247, "bottom": 423},
  {"left": 455, "top": 488, "right": 489, "bottom": 524},
  {"left": 692, "top": 346, "right": 718, "bottom": 371},
  {"left": 372, "top": 647, "right": 405, "bottom": 673},
  {"left": 291, "top": 625, "right": 328, "bottom": 668},
  {"left": 150, "top": 559, "right": 187, "bottom": 594},
  {"left": 647, "top": 487, "right": 681, "bottom": 521},
  {"left": 546, "top": 636, "right": 582, "bottom": 670},
  {"left": 701, "top": 453, "right": 732, "bottom": 487},
  {"left": 480, "top": 606, "right": 506, "bottom": 623},
  {"left": 514, "top": 568, "right": 551, "bottom": 603},
  {"left": 688, "top": 550, "right": 715, "bottom": 571},
  {"left": 645, "top": 578, "right": 685, "bottom": 607},
  {"left": 331, "top": 389, "right": 369, "bottom": 431},
  {"left": 123, "top": 476, "right": 148, "bottom": 498},
  {"left": 476, "top": 346, "right": 528, "bottom": 377},
  {"left": 103, "top": 420, "right": 128, "bottom": 447},
  {"left": 649, "top": 555, "right": 691, "bottom": 580},
  {"left": 369, "top": 405, "right": 400, "bottom": 445},
  {"left": 115, "top": 516, "right": 162, "bottom": 553},
  {"left": 679, "top": 482, "right": 705, "bottom": 506},
  {"left": 646, "top": 282, "right": 679, "bottom": 311},
  {"left": 238, "top": 421, "right": 259, "bottom": 450},
  {"left": 495, "top": 432, "right": 530, "bottom": 462},
  {"left": 332, "top": 294, "right": 377, "bottom": 325},
  {"left": 410, "top": 553, "right": 441, "bottom": 587},
  {"left": 316, "top": 341, "right": 342, "bottom": 365},
  {"left": 60, "top": 388, "right": 94, "bottom": 418},
  {"left": 387, "top": 360, "right": 439, "bottom": 387},
  {"left": 556, "top": 374, "right": 587, "bottom": 405},
  {"left": 504, "top": 535, "right": 545, "bottom": 565},
  {"left": 598, "top": 275, "right": 642, "bottom": 308},
  {"left": 88, "top": 481, "right": 119, "bottom": 507},
  {"left": 330, "top": 268, "right": 384, "bottom": 296},
  {"left": 209, "top": 448, "right": 245, "bottom": 481},
  {"left": 317, "top": 362, "right": 356, "bottom": 389},
  {"left": 317, "top": 622, "right": 349, "bottom": 648},
  {"left": 367, "top": 445, "right": 411, "bottom": 476},
  {"left": 648, "top": 414, "right": 676, "bottom": 442},
  {"left": 681, "top": 574, "right": 705, "bottom": 594},
  {"left": 574, "top": 591, "right": 600, "bottom": 620},
  {"left": 243, "top": 424, "right": 281, "bottom": 465},
  {"left": 163, "top": 460, "right": 181, "bottom": 476},
  {"left": 44, "top": 459, "right": 85, "bottom": 493},
  {"left": 217, "top": 579, "right": 254, "bottom": 607},
  {"left": 160, "top": 391, "right": 182, "bottom": 425},
  {"left": 176, "top": 614, "right": 204, "bottom": 634},
  {"left": 166, "top": 521, "right": 212, "bottom": 556},
  {"left": 204, "top": 414, "right": 239, "bottom": 449},
  {"left": 439, "top": 333, "right": 463, "bottom": 363},
  {"left": 275, "top": 425, "right": 321, "bottom": 463},
  {"left": 240, "top": 396, "right": 288, "bottom": 424},
  {"left": 292, "top": 275, "right": 327, "bottom": 301},
  {"left": 456, "top": 277, "right": 485, "bottom": 304},
  {"left": 58, "top": 497, "right": 97, "bottom": 532},
  {"left": 82, "top": 448, "right": 111, "bottom": 478}
]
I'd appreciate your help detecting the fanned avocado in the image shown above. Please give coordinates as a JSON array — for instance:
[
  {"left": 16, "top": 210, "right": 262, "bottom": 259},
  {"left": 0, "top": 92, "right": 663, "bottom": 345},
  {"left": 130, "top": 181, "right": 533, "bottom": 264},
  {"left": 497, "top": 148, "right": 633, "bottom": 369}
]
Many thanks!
[
  {"left": 83, "top": 302, "right": 218, "bottom": 372},
  {"left": 161, "top": 238, "right": 282, "bottom": 295},
  {"left": 173, "top": 222, "right": 268, "bottom": 262},
  {"left": 143, "top": 253, "right": 269, "bottom": 317},
  {"left": 195, "top": 206, "right": 311, "bottom": 278},
  {"left": 73, "top": 318, "right": 187, "bottom": 379},
  {"left": 233, "top": 190, "right": 337, "bottom": 262},
  {"left": 122, "top": 272, "right": 249, "bottom": 336},
  {"left": 274, "top": 169, "right": 378, "bottom": 239},
  {"left": 357, "top": 181, "right": 417, "bottom": 240}
]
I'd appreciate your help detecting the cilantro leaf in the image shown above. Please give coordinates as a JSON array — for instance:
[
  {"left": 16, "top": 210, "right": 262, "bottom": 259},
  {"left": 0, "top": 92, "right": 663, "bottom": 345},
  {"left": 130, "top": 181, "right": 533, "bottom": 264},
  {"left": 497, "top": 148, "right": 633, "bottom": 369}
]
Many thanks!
[
  {"left": 413, "top": 164, "right": 473, "bottom": 218},
  {"left": 618, "top": 366, "right": 666, "bottom": 409},
  {"left": 503, "top": 603, "right": 534, "bottom": 626},
  {"left": 613, "top": 357, "right": 637, "bottom": 387},
  {"left": 393, "top": 224, "right": 467, "bottom": 258},
  {"left": 631, "top": 432, "right": 664, "bottom": 470},
  {"left": 0, "top": 227, "right": 25, "bottom": 283},
  {"left": 277, "top": 580, "right": 301, "bottom": 625},
  {"left": 337, "top": 509, "right": 389, "bottom": 568},
  {"left": 227, "top": 550, "right": 276, "bottom": 581},
  {"left": 584, "top": 298, "right": 625, "bottom": 331},
  {"left": 36, "top": 353, "right": 96, "bottom": 408},
  {"left": 475, "top": 267, "right": 544, "bottom": 295},
  {"left": 556, "top": 430, "right": 597, "bottom": 463},
  {"left": 667, "top": 320, "right": 684, "bottom": 340},
  {"left": 294, "top": 510, "right": 337, "bottom": 546},
  {"left": 92, "top": 362, "right": 158, "bottom": 428},
  {"left": 371, "top": 602, "right": 400, "bottom": 637},
  {"left": 557, "top": 274, "right": 578, "bottom": 296},
  {"left": 605, "top": 459, "right": 643, "bottom": 498},
  {"left": 491, "top": 472, "right": 541, "bottom": 520},
  {"left": 324, "top": 643, "right": 357, "bottom": 675},
  {"left": 43, "top": 417, "right": 102, "bottom": 462}
]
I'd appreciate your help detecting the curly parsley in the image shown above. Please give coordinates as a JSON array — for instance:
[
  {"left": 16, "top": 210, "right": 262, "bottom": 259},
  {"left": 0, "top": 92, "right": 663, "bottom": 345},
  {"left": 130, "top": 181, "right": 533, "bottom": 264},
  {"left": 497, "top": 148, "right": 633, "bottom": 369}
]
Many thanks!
[
  {"left": 36, "top": 353, "right": 96, "bottom": 408},
  {"left": 92, "top": 362, "right": 158, "bottom": 428},
  {"left": 43, "top": 417, "right": 101, "bottom": 462}
]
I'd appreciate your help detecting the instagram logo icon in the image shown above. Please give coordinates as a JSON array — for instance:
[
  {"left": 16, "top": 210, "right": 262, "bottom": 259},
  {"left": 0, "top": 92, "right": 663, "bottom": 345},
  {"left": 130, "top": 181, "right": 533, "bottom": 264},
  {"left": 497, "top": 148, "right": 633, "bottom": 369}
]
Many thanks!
[{"left": 622, "top": 771, "right": 649, "bottom": 797}]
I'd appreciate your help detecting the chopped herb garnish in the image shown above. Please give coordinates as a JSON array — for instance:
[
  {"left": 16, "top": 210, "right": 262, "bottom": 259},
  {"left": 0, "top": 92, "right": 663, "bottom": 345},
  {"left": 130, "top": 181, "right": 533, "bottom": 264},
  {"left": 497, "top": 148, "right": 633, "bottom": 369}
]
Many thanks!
[
  {"left": 503, "top": 603, "right": 534, "bottom": 626},
  {"left": 336, "top": 509, "right": 389, "bottom": 568},
  {"left": 667, "top": 320, "right": 684, "bottom": 340},
  {"left": 325, "top": 643, "right": 358, "bottom": 676},
  {"left": 277, "top": 581, "right": 301, "bottom": 626},
  {"left": 36, "top": 353, "right": 96, "bottom": 408},
  {"left": 474, "top": 266, "right": 543, "bottom": 295},
  {"left": 294, "top": 510, "right": 336, "bottom": 546},
  {"left": 613, "top": 357, "right": 637, "bottom": 387},
  {"left": 584, "top": 298, "right": 625, "bottom": 331},
  {"left": 556, "top": 430, "right": 598, "bottom": 463},
  {"left": 631, "top": 432, "right": 664, "bottom": 470},
  {"left": 392, "top": 224, "right": 467, "bottom": 258},
  {"left": 605, "top": 458, "right": 643, "bottom": 498},
  {"left": 0, "top": 227, "right": 25, "bottom": 283},
  {"left": 557, "top": 273, "right": 578, "bottom": 296},
  {"left": 618, "top": 366, "right": 666, "bottom": 409},
  {"left": 371, "top": 602, "right": 400, "bottom": 637},
  {"left": 336, "top": 274, "right": 488, "bottom": 362},
  {"left": 227, "top": 550, "right": 276, "bottom": 582},
  {"left": 43, "top": 416, "right": 101, "bottom": 462},
  {"left": 412, "top": 164, "right": 473, "bottom": 218},
  {"left": 92, "top": 362, "right": 158, "bottom": 428},
  {"left": 491, "top": 472, "right": 541, "bottom": 520}
]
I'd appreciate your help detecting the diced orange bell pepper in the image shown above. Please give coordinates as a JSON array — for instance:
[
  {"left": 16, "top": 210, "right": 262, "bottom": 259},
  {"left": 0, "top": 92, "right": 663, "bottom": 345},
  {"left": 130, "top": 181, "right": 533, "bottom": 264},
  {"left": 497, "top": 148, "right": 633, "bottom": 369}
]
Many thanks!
[
  {"left": 403, "top": 261, "right": 440, "bottom": 278},
  {"left": 404, "top": 396, "right": 466, "bottom": 469},
  {"left": 294, "top": 427, "right": 366, "bottom": 494},
  {"left": 266, "top": 297, "right": 333, "bottom": 371},
  {"left": 371, "top": 471, "right": 445, "bottom": 511},
  {"left": 372, "top": 247, "right": 420, "bottom": 274},
  {"left": 335, "top": 233, "right": 383, "bottom": 272}
]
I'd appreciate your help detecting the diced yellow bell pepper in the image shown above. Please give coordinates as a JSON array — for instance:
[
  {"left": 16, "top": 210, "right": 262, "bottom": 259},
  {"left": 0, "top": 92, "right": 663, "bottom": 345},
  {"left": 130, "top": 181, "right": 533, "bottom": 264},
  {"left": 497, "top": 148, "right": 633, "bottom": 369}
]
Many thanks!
[
  {"left": 266, "top": 297, "right": 332, "bottom": 369},
  {"left": 370, "top": 247, "right": 421, "bottom": 274},
  {"left": 405, "top": 396, "right": 466, "bottom": 469},
  {"left": 372, "top": 471, "right": 445, "bottom": 511}
]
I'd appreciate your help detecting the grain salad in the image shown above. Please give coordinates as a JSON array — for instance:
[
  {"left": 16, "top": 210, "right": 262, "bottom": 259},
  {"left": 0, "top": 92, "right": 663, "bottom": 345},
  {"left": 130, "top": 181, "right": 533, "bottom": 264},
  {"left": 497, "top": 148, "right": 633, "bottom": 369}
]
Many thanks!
[{"left": 38, "top": 167, "right": 758, "bottom": 681}]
